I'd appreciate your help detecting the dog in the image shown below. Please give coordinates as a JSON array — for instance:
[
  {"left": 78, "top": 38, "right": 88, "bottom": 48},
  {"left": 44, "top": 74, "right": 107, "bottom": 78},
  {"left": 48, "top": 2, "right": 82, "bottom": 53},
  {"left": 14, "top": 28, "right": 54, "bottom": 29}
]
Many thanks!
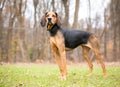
[{"left": 40, "top": 11, "right": 107, "bottom": 80}]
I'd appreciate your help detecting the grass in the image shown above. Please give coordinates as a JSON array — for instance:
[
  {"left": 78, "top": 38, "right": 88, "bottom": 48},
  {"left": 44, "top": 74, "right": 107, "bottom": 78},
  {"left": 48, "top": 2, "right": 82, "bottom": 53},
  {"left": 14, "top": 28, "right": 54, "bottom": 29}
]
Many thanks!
[{"left": 0, "top": 64, "right": 120, "bottom": 87}]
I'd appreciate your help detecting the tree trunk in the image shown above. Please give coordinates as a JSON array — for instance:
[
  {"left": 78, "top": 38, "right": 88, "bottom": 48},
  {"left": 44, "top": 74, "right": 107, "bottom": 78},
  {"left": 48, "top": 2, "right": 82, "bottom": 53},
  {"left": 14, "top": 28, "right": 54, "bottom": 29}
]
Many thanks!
[
  {"left": 72, "top": 0, "right": 80, "bottom": 29},
  {"left": 16, "top": 0, "right": 30, "bottom": 62},
  {"left": 110, "top": 0, "right": 120, "bottom": 61},
  {"left": 87, "top": 0, "right": 91, "bottom": 31},
  {"left": 0, "top": 0, "right": 5, "bottom": 61},
  {"left": 51, "top": 0, "right": 55, "bottom": 11},
  {"left": 32, "top": 0, "right": 39, "bottom": 62},
  {"left": 62, "top": 0, "right": 69, "bottom": 27}
]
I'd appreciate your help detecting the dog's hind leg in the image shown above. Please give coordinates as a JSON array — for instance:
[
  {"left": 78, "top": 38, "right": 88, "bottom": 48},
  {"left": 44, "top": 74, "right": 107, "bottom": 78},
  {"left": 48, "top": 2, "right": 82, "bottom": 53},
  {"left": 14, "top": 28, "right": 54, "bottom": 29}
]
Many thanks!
[
  {"left": 92, "top": 47, "right": 107, "bottom": 77},
  {"left": 89, "top": 35, "right": 107, "bottom": 77},
  {"left": 81, "top": 46, "right": 93, "bottom": 76}
]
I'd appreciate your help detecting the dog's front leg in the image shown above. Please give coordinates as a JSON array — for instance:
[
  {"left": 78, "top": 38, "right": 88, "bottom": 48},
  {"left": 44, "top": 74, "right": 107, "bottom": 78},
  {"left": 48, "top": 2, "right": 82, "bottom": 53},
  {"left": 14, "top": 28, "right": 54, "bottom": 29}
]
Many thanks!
[
  {"left": 50, "top": 41, "right": 67, "bottom": 80},
  {"left": 58, "top": 44, "right": 67, "bottom": 81}
]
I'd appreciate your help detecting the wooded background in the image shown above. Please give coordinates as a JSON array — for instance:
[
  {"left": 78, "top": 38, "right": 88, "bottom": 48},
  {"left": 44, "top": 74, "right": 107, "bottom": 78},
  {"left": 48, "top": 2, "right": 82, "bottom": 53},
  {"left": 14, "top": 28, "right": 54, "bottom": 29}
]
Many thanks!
[{"left": 0, "top": 0, "right": 120, "bottom": 63}]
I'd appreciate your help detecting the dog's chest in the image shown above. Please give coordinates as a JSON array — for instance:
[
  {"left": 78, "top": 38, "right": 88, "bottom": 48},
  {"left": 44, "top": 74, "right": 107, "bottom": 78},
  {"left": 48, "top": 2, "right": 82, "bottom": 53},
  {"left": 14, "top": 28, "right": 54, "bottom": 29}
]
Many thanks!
[{"left": 50, "top": 31, "right": 64, "bottom": 46}]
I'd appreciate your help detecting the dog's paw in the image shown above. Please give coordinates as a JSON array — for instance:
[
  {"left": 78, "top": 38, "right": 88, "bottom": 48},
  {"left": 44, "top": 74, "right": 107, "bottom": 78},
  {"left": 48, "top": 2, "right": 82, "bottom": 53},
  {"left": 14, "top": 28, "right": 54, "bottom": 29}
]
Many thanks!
[
  {"left": 103, "top": 72, "right": 107, "bottom": 78},
  {"left": 60, "top": 75, "right": 66, "bottom": 81},
  {"left": 86, "top": 72, "right": 92, "bottom": 77}
]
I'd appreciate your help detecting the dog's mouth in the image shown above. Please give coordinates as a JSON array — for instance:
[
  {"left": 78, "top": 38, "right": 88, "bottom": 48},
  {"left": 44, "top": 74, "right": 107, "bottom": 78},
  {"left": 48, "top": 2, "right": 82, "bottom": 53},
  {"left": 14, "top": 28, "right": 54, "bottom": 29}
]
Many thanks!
[
  {"left": 47, "top": 22, "right": 54, "bottom": 30},
  {"left": 47, "top": 21, "right": 53, "bottom": 25},
  {"left": 47, "top": 21, "right": 54, "bottom": 26}
]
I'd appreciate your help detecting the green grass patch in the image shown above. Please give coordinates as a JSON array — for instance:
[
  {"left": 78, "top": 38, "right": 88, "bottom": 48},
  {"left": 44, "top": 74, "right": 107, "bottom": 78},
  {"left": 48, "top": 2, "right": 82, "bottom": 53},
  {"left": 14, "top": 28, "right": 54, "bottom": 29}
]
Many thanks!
[{"left": 0, "top": 64, "right": 120, "bottom": 87}]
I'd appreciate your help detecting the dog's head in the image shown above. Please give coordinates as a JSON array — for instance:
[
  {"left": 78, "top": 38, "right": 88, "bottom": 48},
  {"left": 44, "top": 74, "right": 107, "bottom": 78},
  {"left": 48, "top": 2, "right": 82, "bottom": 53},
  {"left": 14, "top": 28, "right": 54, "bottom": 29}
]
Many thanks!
[{"left": 40, "top": 12, "right": 61, "bottom": 30}]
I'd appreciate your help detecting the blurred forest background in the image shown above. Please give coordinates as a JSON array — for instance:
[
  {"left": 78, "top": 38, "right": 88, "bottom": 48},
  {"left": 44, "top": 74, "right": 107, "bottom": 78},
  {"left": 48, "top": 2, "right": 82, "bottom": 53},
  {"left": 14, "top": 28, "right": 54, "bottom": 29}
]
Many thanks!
[{"left": 0, "top": 0, "right": 120, "bottom": 63}]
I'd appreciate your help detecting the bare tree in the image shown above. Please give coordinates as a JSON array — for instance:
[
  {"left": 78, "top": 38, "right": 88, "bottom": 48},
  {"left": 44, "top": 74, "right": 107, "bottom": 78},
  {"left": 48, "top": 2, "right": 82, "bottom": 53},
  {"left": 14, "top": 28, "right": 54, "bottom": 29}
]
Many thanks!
[
  {"left": 51, "top": 0, "right": 55, "bottom": 11},
  {"left": 87, "top": 0, "right": 91, "bottom": 31},
  {"left": 0, "top": 0, "right": 6, "bottom": 61},
  {"left": 72, "top": 0, "right": 80, "bottom": 29},
  {"left": 110, "top": 0, "right": 120, "bottom": 61},
  {"left": 32, "top": 0, "right": 39, "bottom": 62},
  {"left": 62, "top": 0, "right": 69, "bottom": 27}
]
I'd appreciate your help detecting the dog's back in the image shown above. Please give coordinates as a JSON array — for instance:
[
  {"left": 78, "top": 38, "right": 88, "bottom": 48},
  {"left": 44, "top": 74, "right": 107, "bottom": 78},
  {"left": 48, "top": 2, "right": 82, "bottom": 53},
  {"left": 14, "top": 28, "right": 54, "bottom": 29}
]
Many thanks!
[{"left": 61, "top": 28, "right": 92, "bottom": 49}]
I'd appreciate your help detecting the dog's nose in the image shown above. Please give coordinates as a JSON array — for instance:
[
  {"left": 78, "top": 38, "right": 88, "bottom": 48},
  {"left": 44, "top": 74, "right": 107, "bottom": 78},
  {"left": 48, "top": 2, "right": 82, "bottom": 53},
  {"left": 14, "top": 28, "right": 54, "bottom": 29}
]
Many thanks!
[{"left": 48, "top": 18, "right": 51, "bottom": 22}]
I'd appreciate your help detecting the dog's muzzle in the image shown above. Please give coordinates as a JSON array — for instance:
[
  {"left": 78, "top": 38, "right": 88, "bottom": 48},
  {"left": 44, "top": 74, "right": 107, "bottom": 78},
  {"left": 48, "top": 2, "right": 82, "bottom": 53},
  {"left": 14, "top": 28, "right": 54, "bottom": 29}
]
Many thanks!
[
  {"left": 47, "top": 18, "right": 53, "bottom": 26},
  {"left": 48, "top": 18, "right": 51, "bottom": 22},
  {"left": 47, "top": 18, "right": 54, "bottom": 30},
  {"left": 47, "top": 18, "right": 52, "bottom": 24}
]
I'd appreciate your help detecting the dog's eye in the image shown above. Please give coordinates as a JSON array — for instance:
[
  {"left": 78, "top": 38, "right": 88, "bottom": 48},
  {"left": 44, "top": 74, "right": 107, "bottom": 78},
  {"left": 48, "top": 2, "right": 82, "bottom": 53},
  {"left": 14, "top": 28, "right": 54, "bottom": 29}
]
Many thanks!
[
  {"left": 46, "top": 15, "right": 49, "bottom": 17},
  {"left": 52, "top": 15, "right": 56, "bottom": 17}
]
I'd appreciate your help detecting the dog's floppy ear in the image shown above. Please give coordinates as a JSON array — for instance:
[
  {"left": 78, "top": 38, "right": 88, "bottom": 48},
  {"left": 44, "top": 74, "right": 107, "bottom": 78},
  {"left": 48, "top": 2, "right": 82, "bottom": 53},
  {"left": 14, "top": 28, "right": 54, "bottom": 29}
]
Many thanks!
[
  {"left": 55, "top": 12, "right": 61, "bottom": 26},
  {"left": 40, "top": 12, "right": 47, "bottom": 27}
]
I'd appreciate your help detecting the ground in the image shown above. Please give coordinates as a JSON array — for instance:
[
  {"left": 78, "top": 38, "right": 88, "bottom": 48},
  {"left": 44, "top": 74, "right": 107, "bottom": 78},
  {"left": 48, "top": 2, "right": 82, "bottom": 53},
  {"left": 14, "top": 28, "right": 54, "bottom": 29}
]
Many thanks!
[{"left": 0, "top": 62, "right": 120, "bottom": 87}]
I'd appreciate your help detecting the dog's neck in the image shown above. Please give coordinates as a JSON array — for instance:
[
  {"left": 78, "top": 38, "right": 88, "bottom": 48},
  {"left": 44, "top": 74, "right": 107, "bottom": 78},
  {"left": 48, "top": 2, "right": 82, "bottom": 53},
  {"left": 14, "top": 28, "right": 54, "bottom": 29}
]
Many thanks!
[{"left": 48, "top": 24, "right": 61, "bottom": 36}]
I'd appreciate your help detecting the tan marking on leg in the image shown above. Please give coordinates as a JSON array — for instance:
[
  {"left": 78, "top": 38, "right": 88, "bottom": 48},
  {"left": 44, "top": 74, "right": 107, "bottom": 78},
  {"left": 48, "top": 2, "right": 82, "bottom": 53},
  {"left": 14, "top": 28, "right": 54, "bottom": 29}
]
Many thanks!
[
  {"left": 50, "top": 31, "right": 67, "bottom": 80},
  {"left": 88, "top": 35, "right": 107, "bottom": 77},
  {"left": 50, "top": 42, "right": 61, "bottom": 70},
  {"left": 82, "top": 46, "right": 93, "bottom": 76},
  {"left": 58, "top": 44, "right": 67, "bottom": 80}
]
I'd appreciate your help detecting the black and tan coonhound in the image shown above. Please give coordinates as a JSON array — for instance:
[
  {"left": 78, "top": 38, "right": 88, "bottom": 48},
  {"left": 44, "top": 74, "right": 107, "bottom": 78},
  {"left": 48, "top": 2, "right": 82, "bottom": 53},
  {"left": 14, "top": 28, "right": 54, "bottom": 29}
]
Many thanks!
[{"left": 40, "top": 11, "right": 107, "bottom": 80}]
